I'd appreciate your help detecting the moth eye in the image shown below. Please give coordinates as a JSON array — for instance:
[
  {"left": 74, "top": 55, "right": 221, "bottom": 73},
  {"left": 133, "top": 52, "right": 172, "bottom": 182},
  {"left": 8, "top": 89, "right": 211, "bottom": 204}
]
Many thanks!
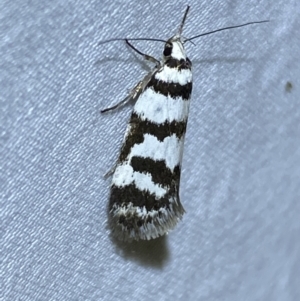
[{"left": 163, "top": 43, "right": 172, "bottom": 57}]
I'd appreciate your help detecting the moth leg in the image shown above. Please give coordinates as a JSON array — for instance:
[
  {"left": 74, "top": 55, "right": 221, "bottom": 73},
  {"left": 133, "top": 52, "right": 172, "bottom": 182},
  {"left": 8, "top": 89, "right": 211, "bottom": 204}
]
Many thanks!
[
  {"left": 100, "top": 97, "right": 130, "bottom": 113},
  {"left": 103, "top": 162, "right": 117, "bottom": 179},
  {"left": 101, "top": 39, "right": 161, "bottom": 113},
  {"left": 101, "top": 69, "right": 158, "bottom": 113},
  {"left": 101, "top": 81, "right": 142, "bottom": 113},
  {"left": 125, "top": 39, "right": 160, "bottom": 66}
]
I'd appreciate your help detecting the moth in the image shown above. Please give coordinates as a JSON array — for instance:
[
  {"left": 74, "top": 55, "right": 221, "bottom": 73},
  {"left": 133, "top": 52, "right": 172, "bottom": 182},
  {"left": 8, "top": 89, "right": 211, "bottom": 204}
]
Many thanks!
[{"left": 100, "top": 6, "right": 268, "bottom": 241}]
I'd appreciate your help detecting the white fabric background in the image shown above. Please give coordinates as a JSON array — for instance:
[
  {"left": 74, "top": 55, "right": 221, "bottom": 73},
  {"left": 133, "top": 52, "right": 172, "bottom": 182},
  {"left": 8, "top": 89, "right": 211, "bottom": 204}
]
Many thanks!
[{"left": 1, "top": 0, "right": 299, "bottom": 300}]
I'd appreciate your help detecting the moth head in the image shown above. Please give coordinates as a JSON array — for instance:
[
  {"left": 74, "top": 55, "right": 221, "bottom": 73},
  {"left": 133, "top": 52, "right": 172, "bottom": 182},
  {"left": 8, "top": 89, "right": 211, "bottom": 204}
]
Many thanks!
[
  {"left": 163, "top": 35, "right": 186, "bottom": 61},
  {"left": 161, "top": 5, "right": 189, "bottom": 61}
]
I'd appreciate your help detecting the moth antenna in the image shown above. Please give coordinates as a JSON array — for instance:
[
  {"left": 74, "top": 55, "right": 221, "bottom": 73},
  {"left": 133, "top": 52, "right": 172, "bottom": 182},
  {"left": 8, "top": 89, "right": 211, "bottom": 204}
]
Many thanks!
[
  {"left": 98, "top": 37, "right": 166, "bottom": 46},
  {"left": 184, "top": 20, "right": 269, "bottom": 43},
  {"left": 178, "top": 5, "right": 190, "bottom": 35}
]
